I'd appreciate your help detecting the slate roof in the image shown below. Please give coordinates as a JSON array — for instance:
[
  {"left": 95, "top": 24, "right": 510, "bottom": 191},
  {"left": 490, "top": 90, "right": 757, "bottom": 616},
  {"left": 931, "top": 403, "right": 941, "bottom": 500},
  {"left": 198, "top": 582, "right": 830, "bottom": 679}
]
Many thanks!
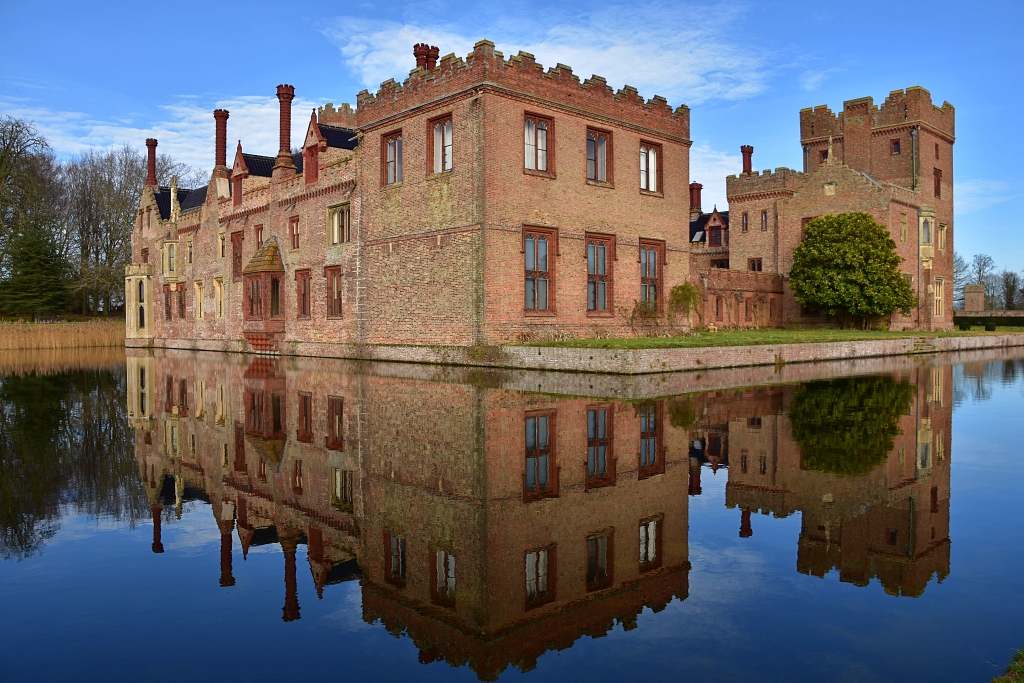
[
  {"left": 242, "top": 236, "right": 285, "bottom": 275},
  {"left": 689, "top": 210, "right": 729, "bottom": 243},
  {"left": 153, "top": 186, "right": 207, "bottom": 220},
  {"left": 241, "top": 152, "right": 304, "bottom": 177},
  {"left": 319, "top": 124, "right": 359, "bottom": 150}
]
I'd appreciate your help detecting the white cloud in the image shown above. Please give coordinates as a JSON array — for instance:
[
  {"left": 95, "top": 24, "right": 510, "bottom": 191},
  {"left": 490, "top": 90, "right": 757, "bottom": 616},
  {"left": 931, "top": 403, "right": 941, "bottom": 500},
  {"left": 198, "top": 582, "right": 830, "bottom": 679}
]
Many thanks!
[
  {"left": 322, "top": 3, "right": 768, "bottom": 106},
  {"left": 956, "top": 179, "right": 1014, "bottom": 214},
  {"left": 0, "top": 94, "right": 320, "bottom": 173},
  {"left": 799, "top": 68, "right": 840, "bottom": 91},
  {"left": 690, "top": 143, "right": 742, "bottom": 211}
]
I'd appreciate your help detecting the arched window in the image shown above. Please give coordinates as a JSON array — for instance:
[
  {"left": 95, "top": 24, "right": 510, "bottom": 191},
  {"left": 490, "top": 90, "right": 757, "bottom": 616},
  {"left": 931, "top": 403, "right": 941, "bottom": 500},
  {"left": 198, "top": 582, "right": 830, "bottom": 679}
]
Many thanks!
[
  {"left": 137, "top": 280, "right": 144, "bottom": 303},
  {"left": 138, "top": 306, "right": 145, "bottom": 329}
]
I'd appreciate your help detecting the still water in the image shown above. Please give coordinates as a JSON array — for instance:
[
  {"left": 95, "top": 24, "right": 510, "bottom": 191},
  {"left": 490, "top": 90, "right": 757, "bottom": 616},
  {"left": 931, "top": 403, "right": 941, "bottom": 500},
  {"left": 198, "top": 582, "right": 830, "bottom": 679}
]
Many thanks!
[{"left": 1, "top": 348, "right": 1022, "bottom": 682}]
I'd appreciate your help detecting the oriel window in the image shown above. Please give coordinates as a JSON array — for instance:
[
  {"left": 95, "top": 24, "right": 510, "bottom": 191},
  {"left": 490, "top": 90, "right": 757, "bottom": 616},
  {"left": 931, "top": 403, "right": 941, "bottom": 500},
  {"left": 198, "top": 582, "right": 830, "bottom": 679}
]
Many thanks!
[{"left": 270, "top": 277, "right": 280, "bottom": 317}]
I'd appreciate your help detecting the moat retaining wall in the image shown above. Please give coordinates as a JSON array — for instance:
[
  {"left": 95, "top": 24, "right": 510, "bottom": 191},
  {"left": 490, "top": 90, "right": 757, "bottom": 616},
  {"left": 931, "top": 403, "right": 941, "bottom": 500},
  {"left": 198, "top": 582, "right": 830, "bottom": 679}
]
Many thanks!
[{"left": 126, "top": 332, "right": 1024, "bottom": 375}]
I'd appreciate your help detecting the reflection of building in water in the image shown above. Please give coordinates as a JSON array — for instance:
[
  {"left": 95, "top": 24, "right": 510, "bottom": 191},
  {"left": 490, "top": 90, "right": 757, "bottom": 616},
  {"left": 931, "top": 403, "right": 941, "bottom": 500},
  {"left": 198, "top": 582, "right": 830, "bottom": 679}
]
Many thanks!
[
  {"left": 128, "top": 350, "right": 690, "bottom": 679},
  {"left": 696, "top": 367, "right": 951, "bottom": 597}
]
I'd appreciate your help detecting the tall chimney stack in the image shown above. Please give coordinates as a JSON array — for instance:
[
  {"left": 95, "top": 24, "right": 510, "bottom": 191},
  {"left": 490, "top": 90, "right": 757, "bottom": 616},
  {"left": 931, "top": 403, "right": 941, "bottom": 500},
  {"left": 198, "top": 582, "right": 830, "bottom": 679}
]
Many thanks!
[
  {"left": 689, "top": 182, "right": 703, "bottom": 210},
  {"left": 145, "top": 138, "right": 158, "bottom": 186},
  {"left": 413, "top": 43, "right": 429, "bottom": 70},
  {"left": 741, "top": 145, "right": 754, "bottom": 175},
  {"left": 274, "top": 84, "right": 296, "bottom": 171},
  {"left": 425, "top": 45, "right": 439, "bottom": 71},
  {"left": 213, "top": 109, "right": 230, "bottom": 168}
]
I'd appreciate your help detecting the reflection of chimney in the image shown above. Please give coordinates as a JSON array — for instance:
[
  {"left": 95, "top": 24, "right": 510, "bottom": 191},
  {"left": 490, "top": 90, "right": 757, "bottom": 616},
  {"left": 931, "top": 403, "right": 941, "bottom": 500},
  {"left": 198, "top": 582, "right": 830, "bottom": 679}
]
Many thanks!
[
  {"left": 413, "top": 43, "right": 429, "bottom": 70},
  {"left": 741, "top": 145, "right": 754, "bottom": 175},
  {"left": 274, "top": 85, "right": 296, "bottom": 172},
  {"left": 281, "top": 532, "right": 301, "bottom": 622},
  {"left": 688, "top": 457, "right": 702, "bottom": 496},
  {"left": 145, "top": 139, "right": 158, "bottom": 186},
  {"left": 740, "top": 509, "right": 753, "bottom": 538},
  {"left": 219, "top": 520, "right": 236, "bottom": 587},
  {"left": 213, "top": 109, "right": 230, "bottom": 168},
  {"left": 689, "top": 182, "right": 703, "bottom": 220},
  {"left": 151, "top": 505, "right": 164, "bottom": 553},
  {"left": 426, "top": 45, "right": 439, "bottom": 71}
]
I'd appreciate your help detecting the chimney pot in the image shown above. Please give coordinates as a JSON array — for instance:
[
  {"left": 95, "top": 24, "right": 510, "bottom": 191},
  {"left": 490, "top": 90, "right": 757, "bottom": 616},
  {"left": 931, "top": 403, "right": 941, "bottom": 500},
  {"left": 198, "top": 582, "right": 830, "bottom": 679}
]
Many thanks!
[
  {"left": 413, "top": 43, "right": 429, "bottom": 70},
  {"left": 145, "top": 138, "right": 158, "bottom": 186},
  {"left": 426, "top": 45, "right": 439, "bottom": 71},
  {"left": 741, "top": 145, "right": 754, "bottom": 175},
  {"left": 213, "top": 109, "right": 229, "bottom": 168}
]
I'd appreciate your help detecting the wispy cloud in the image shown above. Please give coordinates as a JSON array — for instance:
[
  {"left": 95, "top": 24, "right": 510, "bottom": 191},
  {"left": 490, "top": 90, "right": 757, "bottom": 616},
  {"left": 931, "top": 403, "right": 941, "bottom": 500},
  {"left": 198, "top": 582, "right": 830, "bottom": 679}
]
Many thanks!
[
  {"left": 799, "top": 67, "right": 840, "bottom": 91},
  {"left": 322, "top": 2, "right": 769, "bottom": 106},
  {"left": 691, "top": 143, "right": 742, "bottom": 211},
  {"left": 0, "top": 94, "right": 319, "bottom": 170},
  {"left": 956, "top": 179, "right": 1015, "bottom": 214}
]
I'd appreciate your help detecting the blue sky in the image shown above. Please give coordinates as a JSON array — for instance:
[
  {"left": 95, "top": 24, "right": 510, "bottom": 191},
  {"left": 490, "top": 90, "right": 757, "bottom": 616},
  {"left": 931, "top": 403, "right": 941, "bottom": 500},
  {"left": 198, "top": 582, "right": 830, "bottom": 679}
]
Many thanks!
[{"left": 2, "top": 0, "right": 1021, "bottom": 269}]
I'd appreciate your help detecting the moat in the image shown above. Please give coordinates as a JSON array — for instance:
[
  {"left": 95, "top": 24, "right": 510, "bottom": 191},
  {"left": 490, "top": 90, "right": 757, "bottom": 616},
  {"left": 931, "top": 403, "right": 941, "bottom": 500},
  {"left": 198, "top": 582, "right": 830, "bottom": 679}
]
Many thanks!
[{"left": 1, "top": 348, "right": 1021, "bottom": 682}]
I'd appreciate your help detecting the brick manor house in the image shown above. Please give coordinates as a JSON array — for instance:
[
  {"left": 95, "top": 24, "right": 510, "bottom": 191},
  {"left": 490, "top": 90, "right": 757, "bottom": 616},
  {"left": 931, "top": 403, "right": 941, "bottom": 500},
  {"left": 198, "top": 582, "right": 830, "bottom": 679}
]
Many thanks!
[{"left": 124, "top": 41, "right": 955, "bottom": 354}]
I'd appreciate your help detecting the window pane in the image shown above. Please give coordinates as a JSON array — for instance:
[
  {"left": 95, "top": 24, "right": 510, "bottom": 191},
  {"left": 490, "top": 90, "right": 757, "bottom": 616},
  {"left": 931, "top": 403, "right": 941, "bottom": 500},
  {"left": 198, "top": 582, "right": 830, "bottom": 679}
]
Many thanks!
[
  {"left": 640, "top": 248, "right": 647, "bottom": 277},
  {"left": 434, "top": 123, "right": 443, "bottom": 174},
  {"left": 597, "top": 135, "right": 606, "bottom": 182},
  {"left": 639, "top": 147, "right": 648, "bottom": 189},
  {"left": 525, "top": 236, "right": 535, "bottom": 271},
  {"left": 538, "top": 277, "right": 548, "bottom": 310},
  {"left": 537, "top": 237, "right": 547, "bottom": 272},
  {"left": 597, "top": 244, "right": 605, "bottom": 275},
  {"left": 395, "top": 136, "right": 403, "bottom": 183},
  {"left": 444, "top": 120, "right": 452, "bottom": 171},
  {"left": 526, "top": 456, "right": 536, "bottom": 489},
  {"left": 649, "top": 249, "right": 656, "bottom": 278},
  {"left": 587, "top": 242, "right": 595, "bottom": 275},
  {"left": 538, "top": 454, "right": 548, "bottom": 488},
  {"left": 525, "top": 276, "right": 535, "bottom": 310},
  {"left": 587, "top": 134, "right": 596, "bottom": 180},
  {"left": 525, "top": 119, "right": 535, "bottom": 170},
  {"left": 588, "top": 447, "right": 596, "bottom": 476},
  {"left": 598, "top": 446, "right": 606, "bottom": 474},
  {"left": 537, "top": 122, "right": 548, "bottom": 172},
  {"left": 598, "top": 410, "right": 606, "bottom": 438},
  {"left": 588, "top": 280, "right": 596, "bottom": 311},
  {"left": 598, "top": 280, "right": 606, "bottom": 310},
  {"left": 649, "top": 147, "right": 657, "bottom": 192},
  {"left": 526, "top": 417, "right": 535, "bottom": 449},
  {"left": 538, "top": 416, "right": 548, "bottom": 447}
]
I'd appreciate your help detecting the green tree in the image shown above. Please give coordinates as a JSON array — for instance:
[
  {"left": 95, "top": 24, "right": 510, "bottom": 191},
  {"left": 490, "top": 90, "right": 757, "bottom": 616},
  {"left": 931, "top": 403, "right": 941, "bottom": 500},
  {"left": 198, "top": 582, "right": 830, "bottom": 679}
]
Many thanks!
[
  {"left": 789, "top": 212, "right": 916, "bottom": 329},
  {"left": 0, "top": 222, "right": 68, "bottom": 319},
  {"left": 788, "top": 375, "right": 916, "bottom": 476}
]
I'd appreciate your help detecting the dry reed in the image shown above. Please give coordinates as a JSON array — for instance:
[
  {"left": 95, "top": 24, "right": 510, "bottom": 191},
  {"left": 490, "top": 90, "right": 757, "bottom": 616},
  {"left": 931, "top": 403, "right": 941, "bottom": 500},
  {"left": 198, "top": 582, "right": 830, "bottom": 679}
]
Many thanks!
[
  {"left": 0, "top": 346, "right": 126, "bottom": 377},
  {"left": 0, "top": 320, "right": 125, "bottom": 350}
]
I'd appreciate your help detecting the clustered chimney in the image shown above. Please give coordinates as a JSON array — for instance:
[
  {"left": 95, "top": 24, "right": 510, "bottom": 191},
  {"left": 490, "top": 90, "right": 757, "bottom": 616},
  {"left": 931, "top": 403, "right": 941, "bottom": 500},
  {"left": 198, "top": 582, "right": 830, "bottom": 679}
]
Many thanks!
[
  {"left": 413, "top": 43, "right": 440, "bottom": 71},
  {"left": 213, "top": 109, "right": 230, "bottom": 168},
  {"left": 741, "top": 145, "right": 754, "bottom": 175},
  {"left": 275, "top": 84, "right": 296, "bottom": 170},
  {"left": 145, "top": 138, "right": 158, "bottom": 186}
]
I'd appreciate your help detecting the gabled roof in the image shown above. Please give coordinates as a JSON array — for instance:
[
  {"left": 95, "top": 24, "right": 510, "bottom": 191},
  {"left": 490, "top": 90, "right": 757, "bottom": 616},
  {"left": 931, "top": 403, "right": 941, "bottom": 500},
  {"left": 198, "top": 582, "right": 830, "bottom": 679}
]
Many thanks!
[
  {"left": 153, "top": 186, "right": 206, "bottom": 220},
  {"left": 690, "top": 210, "right": 729, "bottom": 242},
  {"left": 242, "top": 236, "right": 285, "bottom": 275},
  {"left": 241, "top": 152, "right": 304, "bottom": 177},
  {"left": 318, "top": 124, "right": 359, "bottom": 150}
]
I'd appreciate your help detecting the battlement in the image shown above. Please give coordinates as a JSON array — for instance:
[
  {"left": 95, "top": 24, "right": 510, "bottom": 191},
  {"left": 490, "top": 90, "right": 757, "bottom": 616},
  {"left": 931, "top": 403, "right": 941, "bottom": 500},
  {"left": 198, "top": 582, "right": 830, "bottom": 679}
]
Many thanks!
[
  {"left": 800, "top": 87, "right": 954, "bottom": 142},
  {"left": 726, "top": 167, "right": 804, "bottom": 199},
  {"left": 318, "top": 102, "right": 357, "bottom": 128},
  {"left": 356, "top": 40, "right": 689, "bottom": 139}
]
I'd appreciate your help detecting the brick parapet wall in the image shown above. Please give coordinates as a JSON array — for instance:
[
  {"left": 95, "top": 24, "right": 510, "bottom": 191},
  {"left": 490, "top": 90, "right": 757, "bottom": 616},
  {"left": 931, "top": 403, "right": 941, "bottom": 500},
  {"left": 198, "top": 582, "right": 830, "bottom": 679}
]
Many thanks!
[{"left": 356, "top": 41, "right": 689, "bottom": 142}]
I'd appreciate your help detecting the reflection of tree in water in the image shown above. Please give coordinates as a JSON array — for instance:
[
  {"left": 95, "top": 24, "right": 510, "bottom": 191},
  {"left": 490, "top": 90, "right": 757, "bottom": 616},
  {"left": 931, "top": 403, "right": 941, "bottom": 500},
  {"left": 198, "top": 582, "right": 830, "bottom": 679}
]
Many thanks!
[
  {"left": 789, "top": 376, "right": 915, "bottom": 476},
  {"left": 0, "top": 368, "right": 144, "bottom": 559},
  {"left": 950, "top": 360, "right": 1024, "bottom": 407}
]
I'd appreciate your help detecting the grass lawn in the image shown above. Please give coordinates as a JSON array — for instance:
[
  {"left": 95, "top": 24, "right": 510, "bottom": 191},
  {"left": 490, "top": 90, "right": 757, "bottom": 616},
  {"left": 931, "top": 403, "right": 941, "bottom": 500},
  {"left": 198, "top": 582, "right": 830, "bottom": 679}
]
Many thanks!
[{"left": 532, "top": 327, "right": 1024, "bottom": 350}]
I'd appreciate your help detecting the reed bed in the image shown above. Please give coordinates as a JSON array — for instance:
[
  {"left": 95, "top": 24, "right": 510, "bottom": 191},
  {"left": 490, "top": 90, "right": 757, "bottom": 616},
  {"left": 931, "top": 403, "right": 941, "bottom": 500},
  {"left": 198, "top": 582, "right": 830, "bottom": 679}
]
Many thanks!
[
  {"left": 0, "top": 346, "right": 126, "bottom": 377},
  {"left": 0, "top": 319, "right": 125, "bottom": 350}
]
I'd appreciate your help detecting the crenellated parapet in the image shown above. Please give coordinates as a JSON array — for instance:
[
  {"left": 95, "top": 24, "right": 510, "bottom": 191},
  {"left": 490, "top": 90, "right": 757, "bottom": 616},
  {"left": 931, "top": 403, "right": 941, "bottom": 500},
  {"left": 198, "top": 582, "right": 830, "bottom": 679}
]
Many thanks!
[
  {"left": 726, "top": 167, "right": 804, "bottom": 200},
  {"left": 356, "top": 39, "right": 690, "bottom": 140},
  {"left": 317, "top": 102, "right": 357, "bottom": 128},
  {"left": 800, "top": 87, "right": 955, "bottom": 144}
]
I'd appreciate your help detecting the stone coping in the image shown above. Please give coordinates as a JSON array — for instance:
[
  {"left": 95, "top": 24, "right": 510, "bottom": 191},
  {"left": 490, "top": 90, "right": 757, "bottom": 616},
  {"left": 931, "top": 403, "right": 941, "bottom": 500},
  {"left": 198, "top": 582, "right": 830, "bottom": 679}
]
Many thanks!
[{"left": 129, "top": 332, "right": 1024, "bottom": 377}]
